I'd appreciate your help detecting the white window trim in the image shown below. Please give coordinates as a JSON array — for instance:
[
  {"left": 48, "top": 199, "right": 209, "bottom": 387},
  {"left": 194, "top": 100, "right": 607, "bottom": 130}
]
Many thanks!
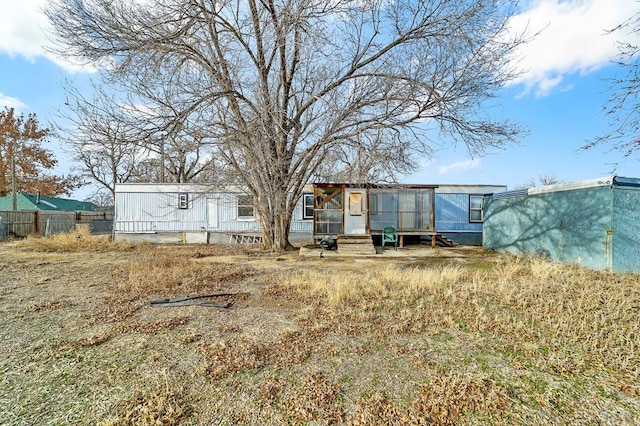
[
  {"left": 302, "top": 193, "right": 314, "bottom": 220},
  {"left": 178, "top": 193, "right": 189, "bottom": 209},
  {"left": 237, "top": 194, "right": 256, "bottom": 220},
  {"left": 469, "top": 195, "right": 484, "bottom": 223}
]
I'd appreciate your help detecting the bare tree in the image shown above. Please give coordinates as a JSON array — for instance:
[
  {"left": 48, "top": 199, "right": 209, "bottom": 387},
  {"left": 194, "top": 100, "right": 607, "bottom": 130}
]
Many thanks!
[
  {"left": 583, "top": 9, "right": 640, "bottom": 162},
  {"left": 514, "top": 174, "right": 562, "bottom": 190},
  {"left": 57, "top": 83, "right": 149, "bottom": 199},
  {"left": 85, "top": 188, "right": 114, "bottom": 209},
  {"left": 314, "top": 129, "right": 418, "bottom": 184},
  {"left": 59, "top": 81, "right": 226, "bottom": 196},
  {"left": 47, "top": 0, "right": 527, "bottom": 250}
]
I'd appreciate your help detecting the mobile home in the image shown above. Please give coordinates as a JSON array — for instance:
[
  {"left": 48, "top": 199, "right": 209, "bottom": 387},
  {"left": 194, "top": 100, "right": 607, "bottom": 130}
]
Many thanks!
[
  {"left": 113, "top": 183, "right": 313, "bottom": 243},
  {"left": 114, "top": 182, "right": 505, "bottom": 247},
  {"left": 312, "top": 183, "right": 506, "bottom": 248}
]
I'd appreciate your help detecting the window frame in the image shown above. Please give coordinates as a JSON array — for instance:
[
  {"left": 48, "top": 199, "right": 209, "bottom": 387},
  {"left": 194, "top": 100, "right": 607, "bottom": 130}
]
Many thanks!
[
  {"left": 348, "top": 192, "right": 363, "bottom": 216},
  {"left": 469, "top": 195, "right": 484, "bottom": 223},
  {"left": 302, "top": 193, "right": 314, "bottom": 220},
  {"left": 237, "top": 194, "right": 255, "bottom": 219},
  {"left": 178, "top": 193, "right": 189, "bottom": 209}
]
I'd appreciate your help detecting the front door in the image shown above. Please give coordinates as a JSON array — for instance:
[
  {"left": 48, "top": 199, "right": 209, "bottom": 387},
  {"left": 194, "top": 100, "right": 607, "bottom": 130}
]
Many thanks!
[
  {"left": 207, "top": 198, "right": 218, "bottom": 229},
  {"left": 343, "top": 189, "right": 367, "bottom": 235}
]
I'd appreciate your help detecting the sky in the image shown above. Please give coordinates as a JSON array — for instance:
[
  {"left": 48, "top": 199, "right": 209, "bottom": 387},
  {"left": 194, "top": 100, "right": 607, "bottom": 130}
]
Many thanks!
[{"left": 0, "top": 0, "right": 639, "bottom": 200}]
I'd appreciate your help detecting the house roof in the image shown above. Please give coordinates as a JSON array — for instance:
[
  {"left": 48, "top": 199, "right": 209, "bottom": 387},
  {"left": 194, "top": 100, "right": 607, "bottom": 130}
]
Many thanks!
[
  {"left": 490, "top": 176, "right": 640, "bottom": 199},
  {"left": 312, "top": 182, "right": 439, "bottom": 189},
  {"left": 0, "top": 193, "right": 96, "bottom": 212},
  {"left": 528, "top": 176, "right": 640, "bottom": 195}
]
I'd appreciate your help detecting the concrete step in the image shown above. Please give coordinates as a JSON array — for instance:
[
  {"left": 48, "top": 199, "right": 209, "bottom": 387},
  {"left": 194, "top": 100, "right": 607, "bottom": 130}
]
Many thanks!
[
  {"left": 337, "top": 247, "right": 377, "bottom": 255},
  {"left": 338, "top": 239, "right": 373, "bottom": 246},
  {"left": 337, "top": 243, "right": 375, "bottom": 255},
  {"left": 337, "top": 236, "right": 373, "bottom": 244},
  {"left": 337, "top": 244, "right": 376, "bottom": 250},
  {"left": 335, "top": 234, "right": 376, "bottom": 255}
]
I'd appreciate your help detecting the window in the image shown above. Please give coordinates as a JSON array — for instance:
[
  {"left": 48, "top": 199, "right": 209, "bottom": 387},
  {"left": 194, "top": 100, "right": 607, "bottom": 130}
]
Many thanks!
[
  {"left": 469, "top": 195, "right": 484, "bottom": 223},
  {"left": 237, "top": 194, "right": 255, "bottom": 218},
  {"left": 348, "top": 192, "right": 363, "bottom": 216},
  {"left": 302, "top": 193, "right": 314, "bottom": 220},
  {"left": 178, "top": 193, "right": 189, "bottom": 209}
]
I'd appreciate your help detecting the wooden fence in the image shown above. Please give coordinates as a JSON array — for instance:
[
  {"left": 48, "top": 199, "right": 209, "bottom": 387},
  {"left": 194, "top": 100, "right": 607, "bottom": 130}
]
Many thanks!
[{"left": 0, "top": 211, "right": 113, "bottom": 239}]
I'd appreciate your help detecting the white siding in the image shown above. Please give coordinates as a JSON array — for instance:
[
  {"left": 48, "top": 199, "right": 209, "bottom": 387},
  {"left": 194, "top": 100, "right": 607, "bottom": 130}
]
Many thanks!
[{"left": 114, "top": 183, "right": 313, "bottom": 235}]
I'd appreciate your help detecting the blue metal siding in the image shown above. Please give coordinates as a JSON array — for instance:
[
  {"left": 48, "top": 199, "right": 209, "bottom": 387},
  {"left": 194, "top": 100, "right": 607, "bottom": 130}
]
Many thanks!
[{"left": 435, "top": 193, "right": 483, "bottom": 232}]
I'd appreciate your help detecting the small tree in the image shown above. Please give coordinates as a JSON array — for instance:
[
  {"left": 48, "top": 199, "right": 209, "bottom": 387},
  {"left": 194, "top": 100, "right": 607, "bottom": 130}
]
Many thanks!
[{"left": 0, "top": 107, "right": 82, "bottom": 197}]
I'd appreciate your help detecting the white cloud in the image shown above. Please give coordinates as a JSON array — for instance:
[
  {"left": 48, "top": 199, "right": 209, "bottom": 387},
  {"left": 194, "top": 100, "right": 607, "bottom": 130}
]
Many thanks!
[
  {"left": 0, "top": 1, "right": 51, "bottom": 59},
  {"left": 3, "top": 0, "right": 639, "bottom": 92},
  {"left": 509, "top": 0, "right": 640, "bottom": 97},
  {"left": 0, "top": 93, "right": 28, "bottom": 111},
  {"left": 0, "top": 0, "right": 92, "bottom": 73},
  {"left": 437, "top": 159, "right": 481, "bottom": 174}
]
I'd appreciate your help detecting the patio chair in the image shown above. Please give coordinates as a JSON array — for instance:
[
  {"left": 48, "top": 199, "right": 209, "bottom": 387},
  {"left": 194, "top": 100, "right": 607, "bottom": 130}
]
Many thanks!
[{"left": 382, "top": 226, "right": 398, "bottom": 250}]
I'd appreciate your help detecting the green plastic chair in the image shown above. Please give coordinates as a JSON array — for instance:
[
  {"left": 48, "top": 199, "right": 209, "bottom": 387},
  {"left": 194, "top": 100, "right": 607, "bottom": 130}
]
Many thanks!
[{"left": 382, "top": 226, "right": 398, "bottom": 250}]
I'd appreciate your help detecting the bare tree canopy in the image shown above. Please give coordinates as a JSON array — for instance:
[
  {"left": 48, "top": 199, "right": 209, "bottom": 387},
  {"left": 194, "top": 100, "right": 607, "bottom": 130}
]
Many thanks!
[
  {"left": 47, "top": 0, "right": 527, "bottom": 250},
  {"left": 57, "top": 83, "right": 145, "bottom": 200},
  {"left": 583, "top": 9, "right": 640, "bottom": 162},
  {"left": 514, "top": 174, "right": 561, "bottom": 190},
  {"left": 57, "top": 81, "right": 225, "bottom": 202}
]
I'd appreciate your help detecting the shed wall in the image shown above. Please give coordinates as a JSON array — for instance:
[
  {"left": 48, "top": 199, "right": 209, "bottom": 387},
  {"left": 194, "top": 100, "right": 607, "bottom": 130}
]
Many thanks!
[
  {"left": 612, "top": 187, "right": 640, "bottom": 272},
  {"left": 484, "top": 187, "right": 613, "bottom": 270}
]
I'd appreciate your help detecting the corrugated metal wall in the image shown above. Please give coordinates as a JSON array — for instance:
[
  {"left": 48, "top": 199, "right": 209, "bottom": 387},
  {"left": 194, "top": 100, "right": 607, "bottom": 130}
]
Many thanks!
[
  {"left": 115, "top": 192, "right": 209, "bottom": 232},
  {"left": 291, "top": 196, "right": 313, "bottom": 232}
]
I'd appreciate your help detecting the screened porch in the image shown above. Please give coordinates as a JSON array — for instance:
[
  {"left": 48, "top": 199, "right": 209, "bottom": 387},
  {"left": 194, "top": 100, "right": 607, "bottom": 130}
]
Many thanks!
[{"left": 368, "top": 187, "right": 435, "bottom": 233}]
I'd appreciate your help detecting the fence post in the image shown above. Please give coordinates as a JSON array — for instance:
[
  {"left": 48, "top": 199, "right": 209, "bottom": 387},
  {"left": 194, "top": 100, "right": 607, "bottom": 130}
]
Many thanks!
[{"left": 34, "top": 210, "right": 39, "bottom": 235}]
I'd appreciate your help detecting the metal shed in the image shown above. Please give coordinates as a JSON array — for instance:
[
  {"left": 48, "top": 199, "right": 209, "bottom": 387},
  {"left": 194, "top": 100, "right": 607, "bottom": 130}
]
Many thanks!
[{"left": 483, "top": 176, "right": 640, "bottom": 272}]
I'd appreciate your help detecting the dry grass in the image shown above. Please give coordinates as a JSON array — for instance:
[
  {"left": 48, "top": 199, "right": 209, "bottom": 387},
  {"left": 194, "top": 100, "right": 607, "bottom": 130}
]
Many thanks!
[
  {"left": 280, "top": 259, "right": 640, "bottom": 384},
  {"left": 20, "top": 227, "right": 135, "bottom": 252},
  {"left": 1, "top": 240, "right": 639, "bottom": 425}
]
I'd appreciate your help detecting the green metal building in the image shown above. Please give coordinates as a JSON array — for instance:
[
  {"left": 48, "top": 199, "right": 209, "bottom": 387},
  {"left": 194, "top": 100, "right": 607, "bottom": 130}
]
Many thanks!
[
  {"left": 0, "top": 193, "right": 95, "bottom": 212},
  {"left": 483, "top": 176, "right": 640, "bottom": 273}
]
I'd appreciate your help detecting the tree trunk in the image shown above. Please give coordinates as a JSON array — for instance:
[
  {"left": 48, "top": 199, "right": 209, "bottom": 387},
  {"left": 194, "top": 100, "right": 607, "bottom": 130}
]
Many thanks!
[{"left": 258, "top": 188, "right": 295, "bottom": 251}]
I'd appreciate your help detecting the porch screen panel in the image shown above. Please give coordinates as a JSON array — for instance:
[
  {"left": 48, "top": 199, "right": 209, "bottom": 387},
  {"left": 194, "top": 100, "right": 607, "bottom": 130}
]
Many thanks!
[
  {"left": 421, "top": 190, "right": 434, "bottom": 232},
  {"left": 370, "top": 188, "right": 434, "bottom": 232},
  {"left": 369, "top": 190, "right": 397, "bottom": 231},
  {"left": 314, "top": 187, "right": 343, "bottom": 235},
  {"left": 398, "top": 190, "right": 417, "bottom": 230}
]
